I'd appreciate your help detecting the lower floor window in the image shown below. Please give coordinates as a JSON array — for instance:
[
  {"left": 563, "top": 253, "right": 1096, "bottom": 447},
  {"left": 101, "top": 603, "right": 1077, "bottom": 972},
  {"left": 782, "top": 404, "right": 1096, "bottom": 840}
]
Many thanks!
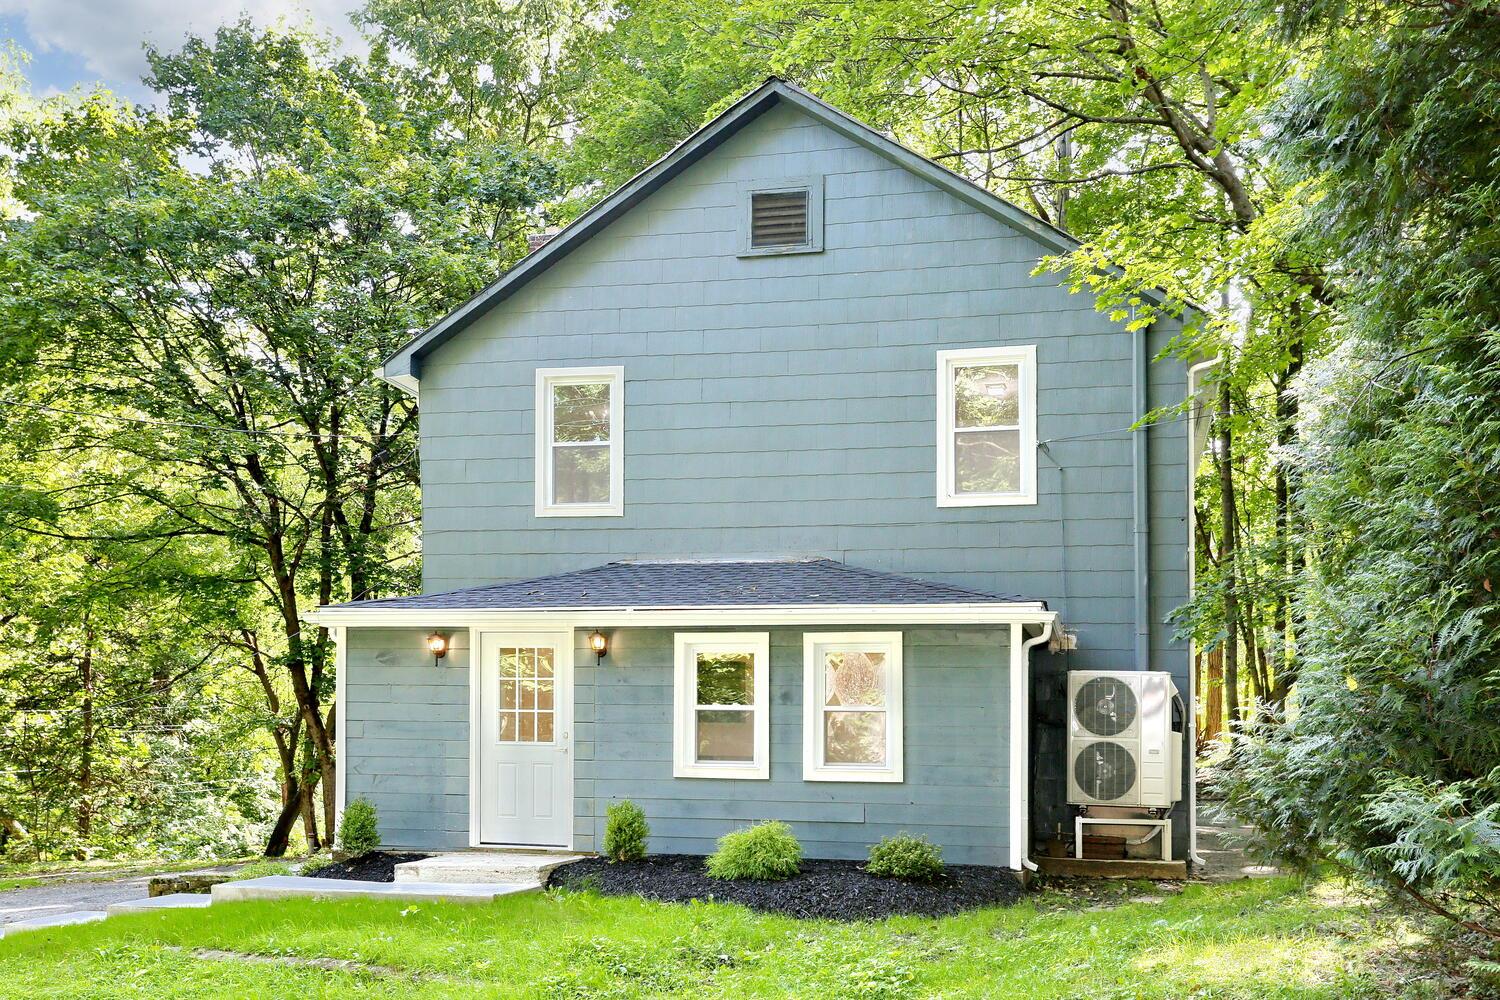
[
  {"left": 803, "top": 632, "right": 904, "bottom": 782},
  {"left": 673, "top": 632, "right": 770, "bottom": 779}
]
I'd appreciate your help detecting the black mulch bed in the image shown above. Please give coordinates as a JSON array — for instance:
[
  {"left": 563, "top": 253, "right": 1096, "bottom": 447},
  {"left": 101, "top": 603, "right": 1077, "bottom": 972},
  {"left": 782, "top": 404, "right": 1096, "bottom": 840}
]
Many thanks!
[
  {"left": 304, "top": 852, "right": 430, "bottom": 882},
  {"left": 547, "top": 854, "right": 1024, "bottom": 921}
]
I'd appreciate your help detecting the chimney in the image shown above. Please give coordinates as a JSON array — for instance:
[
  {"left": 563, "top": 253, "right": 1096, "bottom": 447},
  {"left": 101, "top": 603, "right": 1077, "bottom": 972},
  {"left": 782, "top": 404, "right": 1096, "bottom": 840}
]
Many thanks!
[{"left": 527, "top": 228, "right": 559, "bottom": 253}]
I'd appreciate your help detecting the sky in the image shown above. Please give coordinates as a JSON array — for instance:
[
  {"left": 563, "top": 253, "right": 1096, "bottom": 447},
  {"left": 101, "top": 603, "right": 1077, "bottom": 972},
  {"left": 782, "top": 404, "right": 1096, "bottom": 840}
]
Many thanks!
[{"left": 1, "top": 1, "right": 363, "bottom": 102}]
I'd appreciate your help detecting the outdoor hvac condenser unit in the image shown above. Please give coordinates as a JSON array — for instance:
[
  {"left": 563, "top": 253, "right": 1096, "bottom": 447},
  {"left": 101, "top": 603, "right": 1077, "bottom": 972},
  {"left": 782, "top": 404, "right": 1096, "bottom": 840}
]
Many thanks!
[{"left": 1067, "top": 671, "right": 1182, "bottom": 810}]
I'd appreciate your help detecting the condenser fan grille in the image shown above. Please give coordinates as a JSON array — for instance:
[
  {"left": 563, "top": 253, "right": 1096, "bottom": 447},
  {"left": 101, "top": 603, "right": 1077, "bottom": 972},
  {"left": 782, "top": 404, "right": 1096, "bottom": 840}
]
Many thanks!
[
  {"left": 1074, "top": 740, "right": 1137, "bottom": 801},
  {"left": 1075, "top": 677, "right": 1137, "bottom": 736}
]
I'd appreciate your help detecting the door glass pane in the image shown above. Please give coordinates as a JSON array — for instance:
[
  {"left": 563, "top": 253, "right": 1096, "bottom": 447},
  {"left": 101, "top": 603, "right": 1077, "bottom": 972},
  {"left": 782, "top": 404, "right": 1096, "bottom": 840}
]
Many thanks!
[
  {"left": 824, "top": 710, "right": 886, "bottom": 765},
  {"left": 498, "top": 645, "right": 557, "bottom": 744},
  {"left": 954, "top": 428, "right": 1020, "bottom": 494},
  {"left": 552, "top": 382, "right": 610, "bottom": 442},
  {"left": 954, "top": 364, "right": 1020, "bottom": 428},
  {"left": 824, "top": 651, "right": 887, "bottom": 707},
  {"left": 696, "top": 709, "right": 754, "bottom": 762},
  {"left": 695, "top": 651, "right": 753, "bottom": 706},
  {"left": 553, "top": 444, "right": 611, "bottom": 504}
]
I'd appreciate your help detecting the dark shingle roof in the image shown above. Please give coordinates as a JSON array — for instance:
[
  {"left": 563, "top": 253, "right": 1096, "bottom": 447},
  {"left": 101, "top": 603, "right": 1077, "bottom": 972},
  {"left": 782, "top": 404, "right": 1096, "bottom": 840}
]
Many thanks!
[{"left": 325, "top": 559, "right": 1036, "bottom": 611}]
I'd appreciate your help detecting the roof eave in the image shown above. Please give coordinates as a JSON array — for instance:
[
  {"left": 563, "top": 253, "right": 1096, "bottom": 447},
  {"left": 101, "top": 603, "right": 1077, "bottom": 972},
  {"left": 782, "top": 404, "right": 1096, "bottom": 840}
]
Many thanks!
[{"left": 305, "top": 601, "right": 1055, "bottom": 629}]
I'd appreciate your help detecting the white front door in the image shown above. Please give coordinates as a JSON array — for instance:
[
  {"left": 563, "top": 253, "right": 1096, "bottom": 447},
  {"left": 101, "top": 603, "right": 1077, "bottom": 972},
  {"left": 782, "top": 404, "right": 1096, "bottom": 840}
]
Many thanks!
[{"left": 477, "top": 631, "right": 573, "bottom": 847}]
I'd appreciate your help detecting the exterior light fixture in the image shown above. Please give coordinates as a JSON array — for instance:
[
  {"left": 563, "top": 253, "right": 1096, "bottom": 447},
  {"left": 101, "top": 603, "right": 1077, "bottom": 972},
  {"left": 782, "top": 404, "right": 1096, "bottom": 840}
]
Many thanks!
[
  {"left": 588, "top": 629, "right": 608, "bottom": 663},
  {"left": 426, "top": 632, "right": 449, "bottom": 665}
]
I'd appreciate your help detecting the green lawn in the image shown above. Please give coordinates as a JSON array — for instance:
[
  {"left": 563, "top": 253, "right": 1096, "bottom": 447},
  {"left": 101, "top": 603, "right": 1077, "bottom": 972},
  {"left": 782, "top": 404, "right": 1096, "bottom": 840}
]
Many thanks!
[{"left": 0, "top": 877, "right": 1426, "bottom": 998}]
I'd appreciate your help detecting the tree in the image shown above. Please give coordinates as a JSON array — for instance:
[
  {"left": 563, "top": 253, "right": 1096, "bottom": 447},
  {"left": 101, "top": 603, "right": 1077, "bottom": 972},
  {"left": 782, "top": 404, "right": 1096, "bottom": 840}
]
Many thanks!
[
  {"left": 0, "top": 20, "right": 554, "bottom": 854},
  {"left": 1218, "top": 0, "right": 1500, "bottom": 938}
]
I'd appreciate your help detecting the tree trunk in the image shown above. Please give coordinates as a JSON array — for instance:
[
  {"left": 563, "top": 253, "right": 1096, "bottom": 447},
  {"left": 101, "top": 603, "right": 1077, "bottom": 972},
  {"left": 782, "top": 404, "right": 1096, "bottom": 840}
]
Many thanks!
[
  {"left": 77, "top": 617, "right": 94, "bottom": 839},
  {"left": 1217, "top": 379, "right": 1242, "bottom": 729},
  {"left": 263, "top": 779, "right": 304, "bottom": 857},
  {"left": 1199, "top": 646, "right": 1224, "bottom": 746}
]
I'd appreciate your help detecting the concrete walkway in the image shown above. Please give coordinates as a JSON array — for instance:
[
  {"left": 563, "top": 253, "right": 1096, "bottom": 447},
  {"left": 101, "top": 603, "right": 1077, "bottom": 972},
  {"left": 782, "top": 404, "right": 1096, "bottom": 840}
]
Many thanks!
[
  {"left": 1194, "top": 799, "right": 1282, "bottom": 882},
  {"left": 0, "top": 865, "right": 243, "bottom": 927}
]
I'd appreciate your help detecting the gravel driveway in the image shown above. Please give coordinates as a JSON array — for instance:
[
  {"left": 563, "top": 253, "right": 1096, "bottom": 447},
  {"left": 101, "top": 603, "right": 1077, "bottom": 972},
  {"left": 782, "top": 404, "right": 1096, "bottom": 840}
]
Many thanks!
[{"left": 0, "top": 866, "right": 245, "bottom": 926}]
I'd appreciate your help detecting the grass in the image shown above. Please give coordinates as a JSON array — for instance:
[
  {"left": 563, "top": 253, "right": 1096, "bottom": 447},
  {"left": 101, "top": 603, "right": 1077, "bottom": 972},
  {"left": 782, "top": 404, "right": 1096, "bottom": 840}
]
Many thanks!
[{"left": 0, "top": 876, "right": 1442, "bottom": 998}]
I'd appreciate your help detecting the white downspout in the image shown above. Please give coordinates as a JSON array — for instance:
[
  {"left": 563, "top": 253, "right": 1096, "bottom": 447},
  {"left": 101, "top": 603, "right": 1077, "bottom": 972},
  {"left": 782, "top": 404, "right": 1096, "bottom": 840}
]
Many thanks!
[
  {"left": 1012, "top": 618, "right": 1056, "bottom": 873},
  {"left": 1184, "top": 356, "right": 1220, "bottom": 867}
]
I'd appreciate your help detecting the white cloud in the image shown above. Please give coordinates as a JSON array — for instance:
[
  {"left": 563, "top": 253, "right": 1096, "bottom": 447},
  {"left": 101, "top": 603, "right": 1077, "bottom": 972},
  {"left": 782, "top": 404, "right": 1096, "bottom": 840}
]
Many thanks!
[{"left": 2, "top": 0, "right": 363, "bottom": 93}]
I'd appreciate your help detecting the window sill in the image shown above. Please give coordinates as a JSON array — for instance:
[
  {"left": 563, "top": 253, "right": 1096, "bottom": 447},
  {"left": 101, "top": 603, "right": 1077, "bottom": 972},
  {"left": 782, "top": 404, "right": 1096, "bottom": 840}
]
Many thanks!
[
  {"left": 535, "top": 504, "right": 624, "bottom": 518},
  {"left": 936, "top": 492, "right": 1037, "bottom": 508},
  {"left": 673, "top": 763, "right": 770, "bottom": 781},
  {"left": 804, "top": 767, "right": 904, "bottom": 783}
]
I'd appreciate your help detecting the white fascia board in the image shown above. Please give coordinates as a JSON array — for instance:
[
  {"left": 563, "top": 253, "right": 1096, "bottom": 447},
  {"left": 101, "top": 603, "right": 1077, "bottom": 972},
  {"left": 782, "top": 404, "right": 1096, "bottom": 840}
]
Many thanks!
[{"left": 305, "top": 602, "right": 1056, "bottom": 630}]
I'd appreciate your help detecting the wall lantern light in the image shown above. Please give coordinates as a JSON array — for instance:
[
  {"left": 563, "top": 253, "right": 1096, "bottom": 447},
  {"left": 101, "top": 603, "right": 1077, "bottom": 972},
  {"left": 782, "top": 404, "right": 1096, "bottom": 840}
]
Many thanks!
[
  {"left": 588, "top": 629, "right": 609, "bottom": 664},
  {"left": 426, "top": 632, "right": 450, "bottom": 665}
]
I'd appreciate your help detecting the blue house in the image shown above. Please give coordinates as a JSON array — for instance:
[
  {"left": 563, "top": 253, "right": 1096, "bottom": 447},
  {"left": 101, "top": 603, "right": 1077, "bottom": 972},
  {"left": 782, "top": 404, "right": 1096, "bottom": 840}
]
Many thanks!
[{"left": 310, "top": 80, "right": 1200, "bottom": 870}]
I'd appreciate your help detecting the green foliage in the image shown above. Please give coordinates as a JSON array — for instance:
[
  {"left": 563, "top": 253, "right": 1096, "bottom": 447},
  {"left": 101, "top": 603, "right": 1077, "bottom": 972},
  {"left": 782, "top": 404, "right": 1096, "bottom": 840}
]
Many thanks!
[
  {"left": 602, "top": 799, "right": 649, "bottom": 862},
  {"left": 230, "top": 859, "right": 296, "bottom": 880},
  {"left": 299, "top": 852, "right": 335, "bottom": 875},
  {"left": 1217, "top": 0, "right": 1500, "bottom": 939},
  {"left": 705, "top": 821, "right": 801, "bottom": 881},
  {"left": 865, "top": 834, "right": 944, "bottom": 881},
  {"left": 337, "top": 798, "right": 380, "bottom": 858}
]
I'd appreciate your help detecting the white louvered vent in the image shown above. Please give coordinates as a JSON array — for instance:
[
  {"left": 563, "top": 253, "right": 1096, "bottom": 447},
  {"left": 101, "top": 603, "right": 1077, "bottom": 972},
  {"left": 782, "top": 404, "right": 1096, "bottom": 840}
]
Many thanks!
[{"left": 750, "top": 189, "right": 810, "bottom": 248}]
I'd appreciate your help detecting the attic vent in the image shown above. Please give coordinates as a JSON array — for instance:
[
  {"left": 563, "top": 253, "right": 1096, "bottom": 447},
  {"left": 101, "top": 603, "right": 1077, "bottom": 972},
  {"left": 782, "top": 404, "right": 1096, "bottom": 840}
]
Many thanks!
[{"left": 750, "top": 190, "right": 810, "bottom": 248}]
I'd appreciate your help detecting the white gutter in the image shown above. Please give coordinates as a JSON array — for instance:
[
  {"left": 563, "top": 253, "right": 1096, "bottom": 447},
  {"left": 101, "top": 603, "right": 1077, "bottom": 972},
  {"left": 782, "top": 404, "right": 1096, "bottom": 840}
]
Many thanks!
[
  {"left": 1010, "top": 618, "right": 1057, "bottom": 872},
  {"left": 305, "top": 601, "right": 1055, "bottom": 629},
  {"left": 1183, "top": 356, "right": 1221, "bottom": 868}
]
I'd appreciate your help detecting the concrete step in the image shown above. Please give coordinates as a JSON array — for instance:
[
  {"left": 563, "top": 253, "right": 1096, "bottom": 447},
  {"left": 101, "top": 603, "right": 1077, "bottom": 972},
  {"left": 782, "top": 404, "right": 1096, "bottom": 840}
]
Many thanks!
[
  {"left": 394, "top": 851, "right": 585, "bottom": 885},
  {"left": 1, "top": 910, "right": 108, "bottom": 937},
  {"left": 211, "top": 875, "right": 537, "bottom": 905},
  {"left": 107, "top": 893, "right": 214, "bottom": 916}
]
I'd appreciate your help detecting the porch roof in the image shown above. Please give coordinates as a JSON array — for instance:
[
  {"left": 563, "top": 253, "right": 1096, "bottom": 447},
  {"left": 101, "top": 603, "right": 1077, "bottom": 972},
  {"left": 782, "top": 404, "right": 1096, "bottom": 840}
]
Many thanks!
[{"left": 318, "top": 559, "right": 1043, "bottom": 614}]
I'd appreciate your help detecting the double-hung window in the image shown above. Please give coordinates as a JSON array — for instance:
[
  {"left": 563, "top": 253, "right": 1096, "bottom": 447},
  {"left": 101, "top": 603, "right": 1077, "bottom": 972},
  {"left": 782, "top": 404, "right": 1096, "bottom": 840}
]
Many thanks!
[
  {"left": 535, "top": 366, "right": 623, "bottom": 517},
  {"left": 936, "top": 346, "right": 1037, "bottom": 506},
  {"left": 673, "top": 633, "right": 770, "bottom": 779},
  {"left": 803, "top": 632, "right": 904, "bottom": 782}
]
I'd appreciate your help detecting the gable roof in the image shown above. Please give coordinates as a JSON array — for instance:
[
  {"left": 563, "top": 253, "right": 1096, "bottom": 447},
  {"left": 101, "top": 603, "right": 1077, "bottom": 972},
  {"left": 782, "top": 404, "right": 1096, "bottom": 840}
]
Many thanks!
[
  {"left": 320, "top": 558, "right": 1041, "bottom": 613},
  {"left": 381, "top": 78, "right": 1165, "bottom": 393}
]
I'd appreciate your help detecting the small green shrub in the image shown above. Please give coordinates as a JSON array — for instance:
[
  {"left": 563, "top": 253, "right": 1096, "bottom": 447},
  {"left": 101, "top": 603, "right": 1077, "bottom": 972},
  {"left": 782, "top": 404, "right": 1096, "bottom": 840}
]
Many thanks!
[
  {"left": 865, "top": 833, "right": 944, "bottom": 881},
  {"left": 338, "top": 797, "right": 381, "bottom": 857},
  {"left": 603, "top": 799, "right": 649, "bottom": 862},
  {"left": 231, "top": 859, "right": 295, "bottom": 881},
  {"left": 705, "top": 821, "right": 801, "bottom": 881},
  {"left": 299, "top": 852, "right": 334, "bottom": 875}
]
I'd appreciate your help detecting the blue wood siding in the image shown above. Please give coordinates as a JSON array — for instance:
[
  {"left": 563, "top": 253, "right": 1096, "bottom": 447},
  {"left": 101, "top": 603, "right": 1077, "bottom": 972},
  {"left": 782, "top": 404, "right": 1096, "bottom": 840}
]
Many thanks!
[
  {"left": 342, "top": 628, "right": 471, "bottom": 850},
  {"left": 574, "top": 626, "right": 1011, "bottom": 865}
]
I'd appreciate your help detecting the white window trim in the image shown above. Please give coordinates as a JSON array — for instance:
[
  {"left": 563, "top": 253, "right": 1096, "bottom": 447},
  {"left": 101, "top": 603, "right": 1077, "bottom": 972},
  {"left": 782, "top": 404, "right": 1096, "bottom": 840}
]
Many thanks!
[
  {"left": 673, "top": 632, "right": 771, "bottom": 780},
  {"left": 802, "top": 631, "right": 904, "bottom": 783},
  {"left": 534, "top": 366, "right": 624, "bottom": 517},
  {"left": 935, "top": 345, "right": 1038, "bottom": 507},
  {"left": 737, "top": 176, "right": 824, "bottom": 257}
]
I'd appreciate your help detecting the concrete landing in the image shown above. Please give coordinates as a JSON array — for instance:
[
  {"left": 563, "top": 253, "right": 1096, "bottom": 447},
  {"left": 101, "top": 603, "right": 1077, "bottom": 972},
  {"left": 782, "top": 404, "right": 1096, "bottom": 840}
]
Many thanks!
[
  {"left": 211, "top": 876, "right": 536, "bottom": 905},
  {"left": 394, "top": 851, "right": 585, "bottom": 885},
  {"left": 1, "top": 909, "right": 108, "bottom": 937},
  {"left": 107, "top": 893, "right": 214, "bottom": 916}
]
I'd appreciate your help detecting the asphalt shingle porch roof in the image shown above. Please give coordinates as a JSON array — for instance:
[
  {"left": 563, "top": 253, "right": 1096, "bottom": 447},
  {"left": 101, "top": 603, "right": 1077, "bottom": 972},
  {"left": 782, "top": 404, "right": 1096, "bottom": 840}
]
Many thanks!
[{"left": 324, "top": 559, "right": 1040, "bottom": 612}]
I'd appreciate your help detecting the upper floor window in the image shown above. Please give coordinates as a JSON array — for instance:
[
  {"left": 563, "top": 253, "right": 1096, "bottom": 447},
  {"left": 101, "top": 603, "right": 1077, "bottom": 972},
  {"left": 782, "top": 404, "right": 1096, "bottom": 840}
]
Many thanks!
[
  {"left": 534, "top": 366, "right": 624, "bottom": 517},
  {"left": 803, "top": 632, "right": 904, "bottom": 782},
  {"left": 673, "top": 632, "right": 770, "bottom": 780},
  {"left": 739, "top": 176, "right": 824, "bottom": 256},
  {"left": 936, "top": 346, "right": 1037, "bottom": 507}
]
